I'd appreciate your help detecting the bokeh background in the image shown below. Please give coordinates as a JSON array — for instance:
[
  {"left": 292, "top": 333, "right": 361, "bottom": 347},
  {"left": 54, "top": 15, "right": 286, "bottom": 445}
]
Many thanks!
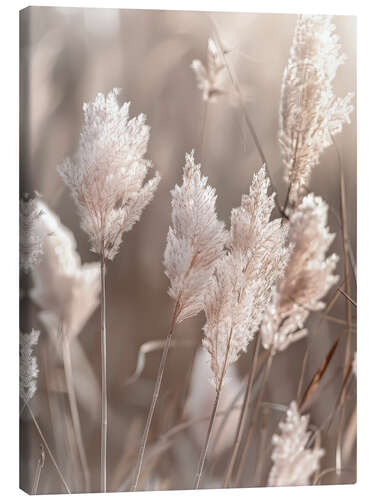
[{"left": 20, "top": 7, "right": 356, "bottom": 493}]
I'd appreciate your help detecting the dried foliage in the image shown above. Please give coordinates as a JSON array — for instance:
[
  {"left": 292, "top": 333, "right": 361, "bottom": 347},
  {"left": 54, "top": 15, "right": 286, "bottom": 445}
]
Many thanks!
[
  {"left": 30, "top": 200, "right": 100, "bottom": 340},
  {"left": 261, "top": 194, "right": 339, "bottom": 352},
  {"left": 268, "top": 401, "right": 324, "bottom": 486},
  {"left": 191, "top": 38, "right": 225, "bottom": 101},
  {"left": 57, "top": 88, "right": 161, "bottom": 260},
  {"left": 20, "top": 195, "right": 45, "bottom": 273},
  {"left": 203, "top": 168, "right": 290, "bottom": 389},
  {"left": 164, "top": 151, "right": 227, "bottom": 323},
  {"left": 20, "top": 329, "right": 40, "bottom": 405},
  {"left": 280, "top": 15, "right": 354, "bottom": 206},
  {"left": 19, "top": 9, "right": 356, "bottom": 494}
]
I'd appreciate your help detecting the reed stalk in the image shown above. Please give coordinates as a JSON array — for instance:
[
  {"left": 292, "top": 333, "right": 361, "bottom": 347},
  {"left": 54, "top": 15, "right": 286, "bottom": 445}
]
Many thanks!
[
  {"left": 131, "top": 300, "right": 180, "bottom": 491},
  {"left": 234, "top": 350, "right": 274, "bottom": 486},
  {"left": 100, "top": 252, "right": 107, "bottom": 492},
  {"left": 193, "top": 328, "right": 233, "bottom": 489},
  {"left": 223, "top": 331, "right": 261, "bottom": 487},
  {"left": 62, "top": 333, "right": 91, "bottom": 491},
  {"left": 26, "top": 403, "right": 71, "bottom": 494}
]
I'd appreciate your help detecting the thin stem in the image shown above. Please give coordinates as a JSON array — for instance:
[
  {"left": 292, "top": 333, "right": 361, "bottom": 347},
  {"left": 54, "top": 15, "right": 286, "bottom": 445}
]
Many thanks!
[
  {"left": 199, "top": 100, "right": 209, "bottom": 167},
  {"left": 296, "top": 286, "right": 342, "bottom": 403},
  {"left": 234, "top": 350, "right": 274, "bottom": 486},
  {"left": 119, "top": 404, "right": 243, "bottom": 491},
  {"left": 193, "top": 384, "right": 222, "bottom": 489},
  {"left": 26, "top": 403, "right": 71, "bottom": 493},
  {"left": 208, "top": 17, "right": 285, "bottom": 218},
  {"left": 223, "top": 331, "right": 261, "bottom": 488},
  {"left": 62, "top": 335, "right": 91, "bottom": 492},
  {"left": 209, "top": 350, "right": 268, "bottom": 467},
  {"left": 32, "top": 445, "right": 45, "bottom": 495},
  {"left": 337, "top": 288, "right": 357, "bottom": 308},
  {"left": 336, "top": 163, "right": 353, "bottom": 475},
  {"left": 131, "top": 300, "right": 180, "bottom": 491},
  {"left": 254, "top": 406, "right": 270, "bottom": 487},
  {"left": 194, "top": 327, "right": 234, "bottom": 489},
  {"left": 100, "top": 253, "right": 107, "bottom": 493}
]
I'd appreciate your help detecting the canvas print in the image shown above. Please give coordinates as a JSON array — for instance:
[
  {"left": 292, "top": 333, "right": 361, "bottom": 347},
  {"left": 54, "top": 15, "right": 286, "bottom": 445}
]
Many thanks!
[{"left": 19, "top": 7, "right": 356, "bottom": 494}]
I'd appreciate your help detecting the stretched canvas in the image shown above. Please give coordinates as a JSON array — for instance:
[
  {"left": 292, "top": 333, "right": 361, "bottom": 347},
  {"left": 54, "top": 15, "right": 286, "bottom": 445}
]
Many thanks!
[{"left": 19, "top": 6, "right": 357, "bottom": 495}]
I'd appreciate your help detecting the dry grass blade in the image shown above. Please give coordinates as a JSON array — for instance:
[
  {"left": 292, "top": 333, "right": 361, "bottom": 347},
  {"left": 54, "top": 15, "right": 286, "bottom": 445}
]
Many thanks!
[
  {"left": 119, "top": 405, "right": 242, "bottom": 491},
  {"left": 131, "top": 301, "right": 180, "bottom": 491},
  {"left": 234, "top": 350, "right": 274, "bottom": 486},
  {"left": 26, "top": 404, "right": 71, "bottom": 494},
  {"left": 337, "top": 288, "right": 357, "bottom": 308},
  {"left": 32, "top": 444, "right": 46, "bottom": 495},
  {"left": 313, "top": 467, "right": 355, "bottom": 485},
  {"left": 296, "top": 283, "right": 343, "bottom": 402},
  {"left": 223, "top": 332, "right": 261, "bottom": 487},
  {"left": 125, "top": 339, "right": 194, "bottom": 386},
  {"left": 327, "top": 361, "right": 354, "bottom": 432},
  {"left": 299, "top": 334, "right": 342, "bottom": 411},
  {"left": 342, "top": 406, "right": 357, "bottom": 464}
]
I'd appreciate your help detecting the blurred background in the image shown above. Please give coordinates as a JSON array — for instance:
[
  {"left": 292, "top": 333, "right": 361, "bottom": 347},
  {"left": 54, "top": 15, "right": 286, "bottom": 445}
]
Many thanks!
[{"left": 20, "top": 7, "right": 356, "bottom": 493}]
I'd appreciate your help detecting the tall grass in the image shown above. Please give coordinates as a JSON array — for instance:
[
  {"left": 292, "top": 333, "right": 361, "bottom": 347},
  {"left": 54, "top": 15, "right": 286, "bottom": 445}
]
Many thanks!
[{"left": 20, "top": 11, "right": 356, "bottom": 494}]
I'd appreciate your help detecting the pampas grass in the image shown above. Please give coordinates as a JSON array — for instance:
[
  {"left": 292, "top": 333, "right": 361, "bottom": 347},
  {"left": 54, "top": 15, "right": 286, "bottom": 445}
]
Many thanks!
[
  {"left": 57, "top": 89, "right": 160, "bottom": 492},
  {"left": 20, "top": 11, "right": 356, "bottom": 495},
  {"left": 131, "top": 150, "right": 226, "bottom": 490}
]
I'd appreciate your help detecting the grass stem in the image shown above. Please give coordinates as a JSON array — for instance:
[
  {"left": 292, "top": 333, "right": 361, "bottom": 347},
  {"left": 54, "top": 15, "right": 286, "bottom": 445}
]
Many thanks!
[
  {"left": 26, "top": 403, "right": 71, "bottom": 494},
  {"left": 62, "top": 334, "right": 91, "bottom": 492},
  {"left": 223, "top": 331, "right": 261, "bottom": 487},
  {"left": 100, "top": 253, "right": 107, "bottom": 492},
  {"left": 131, "top": 300, "right": 180, "bottom": 491}
]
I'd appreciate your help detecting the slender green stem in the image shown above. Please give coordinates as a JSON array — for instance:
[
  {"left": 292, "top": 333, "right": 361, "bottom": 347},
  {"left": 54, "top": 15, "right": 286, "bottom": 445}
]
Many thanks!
[
  {"left": 26, "top": 403, "right": 71, "bottom": 493},
  {"left": 62, "top": 335, "right": 91, "bottom": 491},
  {"left": 223, "top": 331, "right": 261, "bottom": 487},
  {"left": 131, "top": 301, "right": 180, "bottom": 491},
  {"left": 234, "top": 350, "right": 274, "bottom": 486},
  {"left": 100, "top": 253, "right": 107, "bottom": 492}
]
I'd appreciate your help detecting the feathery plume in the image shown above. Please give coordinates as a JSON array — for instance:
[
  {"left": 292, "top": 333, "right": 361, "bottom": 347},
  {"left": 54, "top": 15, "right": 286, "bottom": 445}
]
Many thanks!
[
  {"left": 20, "top": 195, "right": 45, "bottom": 273},
  {"left": 57, "top": 88, "right": 160, "bottom": 260},
  {"left": 203, "top": 167, "right": 290, "bottom": 389},
  {"left": 194, "top": 168, "right": 290, "bottom": 489},
  {"left": 280, "top": 15, "right": 354, "bottom": 207},
  {"left": 191, "top": 38, "right": 225, "bottom": 102},
  {"left": 261, "top": 194, "right": 338, "bottom": 352},
  {"left": 20, "top": 329, "right": 40, "bottom": 405},
  {"left": 30, "top": 200, "right": 100, "bottom": 340},
  {"left": 164, "top": 150, "right": 227, "bottom": 323},
  {"left": 30, "top": 200, "right": 99, "bottom": 492},
  {"left": 268, "top": 401, "right": 324, "bottom": 486},
  {"left": 133, "top": 151, "right": 227, "bottom": 491}
]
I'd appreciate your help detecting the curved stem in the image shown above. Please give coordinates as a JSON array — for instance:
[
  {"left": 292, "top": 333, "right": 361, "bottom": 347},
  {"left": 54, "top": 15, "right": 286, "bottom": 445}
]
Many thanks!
[
  {"left": 234, "top": 350, "right": 274, "bottom": 486},
  {"left": 26, "top": 404, "right": 71, "bottom": 494},
  {"left": 223, "top": 331, "right": 261, "bottom": 487},
  {"left": 100, "top": 253, "right": 107, "bottom": 492},
  {"left": 62, "top": 336, "right": 91, "bottom": 492},
  {"left": 131, "top": 301, "right": 180, "bottom": 491}
]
